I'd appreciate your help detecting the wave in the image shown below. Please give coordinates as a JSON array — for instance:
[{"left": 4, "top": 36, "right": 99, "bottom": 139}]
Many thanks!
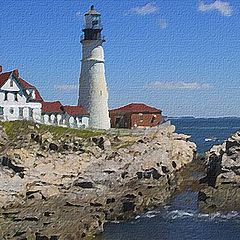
[
  {"left": 135, "top": 210, "right": 159, "bottom": 220},
  {"left": 135, "top": 209, "right": 240, "bottom": 221},
  {"left": 166, "top": 210, "right": 240, "bottom": 221}
]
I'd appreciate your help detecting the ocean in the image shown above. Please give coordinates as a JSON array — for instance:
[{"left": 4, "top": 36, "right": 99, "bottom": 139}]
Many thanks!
[{"left": 98, "top": 117, "right": 240, "bottom": 240}]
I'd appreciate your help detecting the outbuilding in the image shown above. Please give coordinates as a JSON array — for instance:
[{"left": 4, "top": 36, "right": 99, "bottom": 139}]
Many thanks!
[{"left": 109, "top": 103, "right": 163, "bottom": 129}]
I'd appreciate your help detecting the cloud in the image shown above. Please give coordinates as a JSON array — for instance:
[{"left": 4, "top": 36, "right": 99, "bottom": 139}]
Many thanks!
[
  {"left": 158, "top": 19, "right": 167, "bottom": 29},
  {"left": 75, "top": 10, "right": 82, "bottom": 17},
  {"left": 54, "top": 84, "right": 78, "bottom": 92},
  {"left": 145, "top": 81, "right": 211, "bottom": 90},
  {"left": 127, "top": 2, "right": 159, "bottom": 16},
  {"left": 198, "top": 0, "right": 233, "bottom": 16}
]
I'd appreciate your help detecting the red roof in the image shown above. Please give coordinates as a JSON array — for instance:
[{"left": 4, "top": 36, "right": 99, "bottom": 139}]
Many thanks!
[
  {"left": 42, "top": 101, "right": 64, "bottom": 114},
  {"left": 18, "top": 78, "right": 43, "bottom": 102},
  {"left": 110, "top": 103, "right": 161, "bottom": 114},
  {"left": 0, "top": 71, "right": 12, "bottom": 87},
  {"left": 64, "top": 105, "right": 88, "bottom": 116},
  {"left": 0, "top": 69, "right": 43, "bottom": 102},
  {"left": 19, "top": 78, "right": 34, "bottom": 89},
  {"left": 33, "top": 89, "right": 43, "bottom": 102}
]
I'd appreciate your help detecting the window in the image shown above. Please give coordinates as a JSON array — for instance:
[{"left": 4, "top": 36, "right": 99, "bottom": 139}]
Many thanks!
[
  {"left": 14, "top": 93, "right": 18, "bottom": 101},
  {"left": 92, "top": 20, "right": 98, "bottom": 26},
  {"left": 19, "top": 107, "right": 23, "bottom": 119},
  {"left": 92, "top": 16, "right": 99, "bottom": 28},
  {"left": 9, "top": 108, "right": 14, "bottom": 114},
  {"left": 29, "top": 108, "right": 33, "bottom": 119},
  {"left": 0, "top": 107, "right": 4, "bottom": 118},
  {"left": 115, "top": 117, "right": 121, "bottom": 127},
  {"left": 10, "top": 80, "right": 13, "bottom": 87},
  {"left": 139, "top": 113, "right": 144, "bottom": 122},
  {"left": 151, "top": 114, "right": 156, "bottom": 123},
  {"left": 4, "top": 92, "right": 8, "bottom": 101}
]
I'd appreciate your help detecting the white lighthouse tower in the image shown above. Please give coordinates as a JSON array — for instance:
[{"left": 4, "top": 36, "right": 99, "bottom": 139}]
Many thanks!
[{"left": 78, "top": 5, "right": 110, "bottom": 129}]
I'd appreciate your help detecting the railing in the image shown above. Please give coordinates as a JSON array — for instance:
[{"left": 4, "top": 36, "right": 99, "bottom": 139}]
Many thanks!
[{"left": 80, "top": 34, "right": 105, "bottom": 42}]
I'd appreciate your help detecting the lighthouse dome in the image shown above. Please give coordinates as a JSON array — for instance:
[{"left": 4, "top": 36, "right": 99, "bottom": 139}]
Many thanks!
[{"left": 84, "top": 5, "right": 101, "bottom": 16}]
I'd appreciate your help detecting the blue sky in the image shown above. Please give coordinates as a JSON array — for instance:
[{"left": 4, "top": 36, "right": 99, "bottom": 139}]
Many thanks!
[{"left": 1, "top": 0, "right": 240, "bottom": 117}]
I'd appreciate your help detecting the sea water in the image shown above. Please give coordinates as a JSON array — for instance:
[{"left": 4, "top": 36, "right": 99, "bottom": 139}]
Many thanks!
[{"left": 99, "top": 118, "right": 240, "bottom": 240}]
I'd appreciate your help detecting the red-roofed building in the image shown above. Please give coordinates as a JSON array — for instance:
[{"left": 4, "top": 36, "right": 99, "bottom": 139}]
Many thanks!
[
  {"left": 41, "top": 102, "right": 89, "bottom": 128},
  {"left": 0, "top": 65, "right": 90, "bottom": 128},
  {"left": 41, "top": 101, "right": 64, "bottom": 125},
  {"left": 42, "top": 101, "right": 63, "bottom": 114},
  {"left": 0, "top": 66, "right": 42, "bottom": 121},
  {"left": 110, "top": 103, "right": 163, "bottom": 129},
  {"left": 63, "top": 105, "right": 88, "bottom": 116},
  {"left": 63, "top": 105, "right": 89, "bottom": 127}
]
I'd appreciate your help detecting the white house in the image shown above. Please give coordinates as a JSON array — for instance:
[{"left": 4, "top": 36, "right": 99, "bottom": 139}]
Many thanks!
[
  {"left": 0, "top": 67, "right": 42, "bottom": 122},
  {"left": 0, "top": 66, "right": 89, "bottom": 128}
]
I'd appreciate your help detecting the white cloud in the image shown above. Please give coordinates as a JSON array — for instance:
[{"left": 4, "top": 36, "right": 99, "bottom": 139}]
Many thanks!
[
  {"left": 158, "top": 19, "right": 167, "bottom": 29},
  {"left": 75, "top": 10, "right": 82, "bottom": 17},
  {"left": 127, "top": 2, "right": 158, "bottom": 16},
  {"left": 54, "top": 84, "right": 78, "bottom": 92},
  {"left": 198, "top": 0, "right": 233, "bottom": 17},
  {"left": 145, "top": 81, "right": 211, "bottom": 90}
]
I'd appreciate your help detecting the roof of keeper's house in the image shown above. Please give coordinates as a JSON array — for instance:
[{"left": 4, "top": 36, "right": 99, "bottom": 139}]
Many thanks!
[
  {"left": 0, "top": 71, "right": 12, "bottom": 87},
  {"left": 110, "top": 103, "right": 162, "bottom": 114},
  {"left": 41, "top": 101, "right": 64, "bottom": 114},
  {"left": 18, "top": 78, "right": 43, "bottom": 102},
  {"left": 0, "top": 67, "right": 43, "bottom": 102},
  {"left": 63, "top": 105, "right": 88, "bottom": 116}
]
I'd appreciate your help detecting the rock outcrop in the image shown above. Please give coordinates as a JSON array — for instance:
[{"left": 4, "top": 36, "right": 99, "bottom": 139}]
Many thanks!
[
  {"left": 0, "top": 121, "right": 196, "bottom": 239},
  {"left": 198, "top": 131, "right": 240, "bottom": 212}
]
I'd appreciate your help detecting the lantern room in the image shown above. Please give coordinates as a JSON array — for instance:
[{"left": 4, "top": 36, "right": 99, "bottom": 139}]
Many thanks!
[
  {"left": 84, "top": 5, "right": 102, "bottom": 30},
  {"left": 82, "top": 5, "right": 103, "bottom": 41}
]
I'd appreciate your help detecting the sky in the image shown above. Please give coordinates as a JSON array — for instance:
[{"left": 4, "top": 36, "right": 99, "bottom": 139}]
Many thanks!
[{"left": 1, "top": 0, "right": 240, "bottom": 117}]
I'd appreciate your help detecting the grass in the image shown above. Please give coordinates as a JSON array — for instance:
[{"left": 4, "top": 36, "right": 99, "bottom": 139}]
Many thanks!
[{"left": 0, "top": 120, "right": 105, "bottom": 141}]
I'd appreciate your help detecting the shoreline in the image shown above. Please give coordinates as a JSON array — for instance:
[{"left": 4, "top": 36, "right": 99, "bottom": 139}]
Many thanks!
[{"left": 0, "top": 121, "right": 196, "bottom": 239}]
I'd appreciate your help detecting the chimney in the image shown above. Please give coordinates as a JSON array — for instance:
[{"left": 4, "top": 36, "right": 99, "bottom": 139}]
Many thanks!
[
  {"left": 0, "top": 65, "right": 2, "bottom": 73},
  {"left": 13, "top": 69, "right": 19, "bottom": 78}
]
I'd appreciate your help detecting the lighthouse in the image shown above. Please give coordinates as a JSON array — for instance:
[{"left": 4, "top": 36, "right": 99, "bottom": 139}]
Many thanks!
[{"left": 78, "top": 5, "right": 110, "bottom": 129}]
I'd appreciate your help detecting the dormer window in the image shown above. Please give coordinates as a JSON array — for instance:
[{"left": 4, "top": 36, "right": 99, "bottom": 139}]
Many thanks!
[
  {"left": 10, "top": 79, "right": 13, "bottom": 87},
  {"left": 14, "top": 93, "right": 18, "bottom": 101}
]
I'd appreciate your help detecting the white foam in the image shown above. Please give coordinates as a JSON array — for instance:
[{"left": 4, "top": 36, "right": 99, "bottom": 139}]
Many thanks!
[
  {"left": 166, "top": 210, "right": 240, "bottom": 221},
  {"left": 168, "top": 210, "right": 194, "bottom": 219}
]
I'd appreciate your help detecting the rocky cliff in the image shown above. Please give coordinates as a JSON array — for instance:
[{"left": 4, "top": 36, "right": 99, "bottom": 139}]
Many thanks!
[
  {"left": 198, "top": 131, "right": 240, "bottom": 212},
  {"left": 0, "top": 121, "right": 196, "bottom": 239}
]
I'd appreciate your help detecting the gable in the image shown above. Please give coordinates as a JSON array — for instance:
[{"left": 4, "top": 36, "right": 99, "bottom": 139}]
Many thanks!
[{"left": 1, "top": 75, "right": 20, "bottom": 92}]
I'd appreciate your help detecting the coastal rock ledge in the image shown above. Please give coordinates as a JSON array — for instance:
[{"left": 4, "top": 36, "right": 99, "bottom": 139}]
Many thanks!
[
  {"left": 0, "top": 121, "right": 196, "bottom": 239},
  {"left": 199, "top": 131, "right": 240, "bottom": 212}
]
